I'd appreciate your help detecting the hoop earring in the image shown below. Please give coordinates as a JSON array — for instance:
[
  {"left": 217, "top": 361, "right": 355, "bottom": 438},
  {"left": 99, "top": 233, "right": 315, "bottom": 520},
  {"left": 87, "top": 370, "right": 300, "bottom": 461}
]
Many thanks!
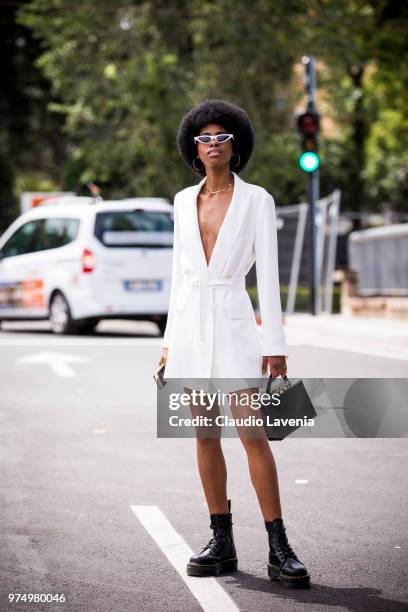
[
  {"left": 193, "top": 156, "right": 204, "bottom": 172},
  {"left": 231, "top": 152, "right": 241, "bottom": 168}
]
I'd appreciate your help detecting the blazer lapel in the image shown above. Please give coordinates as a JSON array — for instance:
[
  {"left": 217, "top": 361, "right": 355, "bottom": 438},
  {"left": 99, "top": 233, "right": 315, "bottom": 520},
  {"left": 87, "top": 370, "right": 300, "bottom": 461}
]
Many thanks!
[
  {"left": 209, "top": 172, "right": 247, "bottom": 277},
  {"left": 181, "top": 175, "right": 208, "bottom": 277},
  {"left": 181, "top": 171, "right": 248, "bottom": 278}
]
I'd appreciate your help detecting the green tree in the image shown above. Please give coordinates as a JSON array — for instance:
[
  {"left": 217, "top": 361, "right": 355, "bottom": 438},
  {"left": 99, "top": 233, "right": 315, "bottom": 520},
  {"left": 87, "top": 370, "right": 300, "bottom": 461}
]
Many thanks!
[
  {"left": 15, "top": 0, "right": 408, "bottom": 213},
  {"left": 0, "top": 0, "right": 69, "bottom": 231},
  {"left": 303, "top": 0, "right": 408, "bottom": 210},
  {"left": 18, "top": 0, "right": 308, "bottom": 202}
]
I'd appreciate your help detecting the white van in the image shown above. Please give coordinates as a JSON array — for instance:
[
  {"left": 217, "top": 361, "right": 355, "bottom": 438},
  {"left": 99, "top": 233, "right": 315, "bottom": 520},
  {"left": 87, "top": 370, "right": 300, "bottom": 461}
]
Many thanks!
[{"left": 0, "top": 196, "right": 174, "bottom": 334}]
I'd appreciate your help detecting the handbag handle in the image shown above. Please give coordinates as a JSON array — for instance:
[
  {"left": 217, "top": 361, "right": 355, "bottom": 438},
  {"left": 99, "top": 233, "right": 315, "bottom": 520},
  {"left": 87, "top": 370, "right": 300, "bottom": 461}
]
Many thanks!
[{"left": 265, "top": 373, "right": 291, "bottom": 395}]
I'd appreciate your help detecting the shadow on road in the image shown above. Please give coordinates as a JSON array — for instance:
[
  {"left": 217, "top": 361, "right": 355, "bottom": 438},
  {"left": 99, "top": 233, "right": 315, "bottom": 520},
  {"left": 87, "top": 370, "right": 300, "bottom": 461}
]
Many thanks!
[{"left": 222, "top": 570, "right": 408, "bottom": 612}]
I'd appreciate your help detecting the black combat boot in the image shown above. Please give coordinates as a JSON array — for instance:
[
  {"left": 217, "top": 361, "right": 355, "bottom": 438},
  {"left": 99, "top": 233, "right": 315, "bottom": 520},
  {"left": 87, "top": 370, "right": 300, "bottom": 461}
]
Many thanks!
[
  {"left": 187, "top": 499, "right": 238, "bottom": 576},
  {"left": 265, "top": 518, "right": 310, "bottom": 589}
]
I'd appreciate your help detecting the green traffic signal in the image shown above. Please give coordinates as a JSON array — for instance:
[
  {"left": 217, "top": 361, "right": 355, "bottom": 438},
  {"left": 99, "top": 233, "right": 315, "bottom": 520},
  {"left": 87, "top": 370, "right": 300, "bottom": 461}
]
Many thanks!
[{"left": 299, "top": 151, "right": 320, "bottom": 172}]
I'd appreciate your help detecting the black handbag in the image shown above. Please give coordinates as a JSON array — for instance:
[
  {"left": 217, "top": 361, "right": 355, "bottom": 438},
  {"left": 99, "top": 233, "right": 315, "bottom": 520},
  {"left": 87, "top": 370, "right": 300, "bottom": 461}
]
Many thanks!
[{"left": 260, "top": 375, "right": 317, "bottom": 441}]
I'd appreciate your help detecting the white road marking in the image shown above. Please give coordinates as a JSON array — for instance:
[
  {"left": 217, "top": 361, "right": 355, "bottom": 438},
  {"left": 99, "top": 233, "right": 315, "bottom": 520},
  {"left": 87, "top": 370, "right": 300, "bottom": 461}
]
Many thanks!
[
  {"left": 295, "top": 479, "right": 308, "bottom": 484},
  {"left": 0, "top": 337, "right": 164, "bottom": 346},
  {"left": 130, "top": 505, "right": 240, "bottom": 612},
  {"left": 17, "top": 351, "right": 91, "bottom": 377}
]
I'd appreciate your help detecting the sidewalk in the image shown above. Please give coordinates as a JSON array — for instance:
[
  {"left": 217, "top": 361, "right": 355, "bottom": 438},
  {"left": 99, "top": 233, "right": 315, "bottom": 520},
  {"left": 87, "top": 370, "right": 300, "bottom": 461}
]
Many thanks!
[{"left": 282, "top": 313, "right": 408, "bottom": 362}]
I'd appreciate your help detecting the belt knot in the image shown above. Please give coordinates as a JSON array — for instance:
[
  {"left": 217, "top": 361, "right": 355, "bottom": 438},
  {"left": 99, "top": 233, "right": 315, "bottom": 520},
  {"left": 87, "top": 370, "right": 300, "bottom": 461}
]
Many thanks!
[{"left": 184, "top": 275, "right": 246, "bottom": 340}]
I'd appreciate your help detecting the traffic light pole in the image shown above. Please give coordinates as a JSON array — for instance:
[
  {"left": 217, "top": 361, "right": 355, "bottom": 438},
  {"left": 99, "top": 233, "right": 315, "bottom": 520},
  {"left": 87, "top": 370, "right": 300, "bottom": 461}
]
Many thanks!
[
  {"left": 303, "top": 56, "right": 319, "bottom": 315},
  {"left": 308, "top": 168, "right": 319, "bottom": 315}
]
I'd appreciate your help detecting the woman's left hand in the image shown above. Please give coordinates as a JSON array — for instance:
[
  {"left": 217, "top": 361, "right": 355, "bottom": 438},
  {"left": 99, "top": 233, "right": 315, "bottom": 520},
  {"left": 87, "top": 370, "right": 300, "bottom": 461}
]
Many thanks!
[{"left": 262, "top": 355, "right": 287, "bottom": 377}]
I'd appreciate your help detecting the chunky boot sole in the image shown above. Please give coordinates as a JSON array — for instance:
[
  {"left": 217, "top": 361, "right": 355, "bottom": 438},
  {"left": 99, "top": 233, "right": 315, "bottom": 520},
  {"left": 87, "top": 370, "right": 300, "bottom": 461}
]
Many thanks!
[
  {"left": 187, "top": 557, "right": 238, "bottom": 577},
  {"left": 268, "top": 563, "right": 311, "bottom": 589}
]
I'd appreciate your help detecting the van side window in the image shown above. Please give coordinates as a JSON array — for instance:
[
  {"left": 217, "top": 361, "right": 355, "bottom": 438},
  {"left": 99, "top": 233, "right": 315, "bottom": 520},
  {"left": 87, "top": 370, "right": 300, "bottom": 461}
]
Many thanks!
[
  {"left": 94, "top": 210, "right": 173, "bottom": 248},
  {"left": 41, "top": 218, "right": 80, "bottom": 250},
  {"left": 1, "top": 220, "right": 42, "bottom": 258}
]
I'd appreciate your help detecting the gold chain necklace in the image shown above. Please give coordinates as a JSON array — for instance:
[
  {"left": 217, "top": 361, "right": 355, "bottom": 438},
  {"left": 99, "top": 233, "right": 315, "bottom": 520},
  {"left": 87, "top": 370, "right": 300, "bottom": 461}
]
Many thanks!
[{"left": 205, "top": 181, "right": 232, "bottom": 195}]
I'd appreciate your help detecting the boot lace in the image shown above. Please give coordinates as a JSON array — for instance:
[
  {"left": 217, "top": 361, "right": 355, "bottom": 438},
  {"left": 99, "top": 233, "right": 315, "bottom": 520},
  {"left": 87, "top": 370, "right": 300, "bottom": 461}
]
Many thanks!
[
  {"left": 200, "top": 528, "right": 229, "bottom": 555},
  {"left": 271, "top": 530, "right": 299, "bottom": 563}
]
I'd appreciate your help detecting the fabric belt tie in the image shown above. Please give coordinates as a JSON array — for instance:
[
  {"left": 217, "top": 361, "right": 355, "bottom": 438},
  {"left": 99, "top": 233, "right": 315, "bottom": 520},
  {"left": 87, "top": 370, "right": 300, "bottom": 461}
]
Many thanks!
[{"left": 184, "top": 276, "right": 246, "bottom": 341}]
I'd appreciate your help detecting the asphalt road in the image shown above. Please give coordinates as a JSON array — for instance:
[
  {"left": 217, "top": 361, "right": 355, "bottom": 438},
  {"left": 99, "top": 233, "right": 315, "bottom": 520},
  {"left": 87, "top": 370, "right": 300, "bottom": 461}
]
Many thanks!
[{"left": 0, "top": 317, "right": 407, "bottom": 612}]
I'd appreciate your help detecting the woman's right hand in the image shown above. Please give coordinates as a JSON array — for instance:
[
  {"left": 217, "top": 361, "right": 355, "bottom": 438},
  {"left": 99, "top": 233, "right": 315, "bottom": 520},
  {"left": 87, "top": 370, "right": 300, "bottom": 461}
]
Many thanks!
[{"left": 159, "top": 347, "right": 169, "bottom": 367}]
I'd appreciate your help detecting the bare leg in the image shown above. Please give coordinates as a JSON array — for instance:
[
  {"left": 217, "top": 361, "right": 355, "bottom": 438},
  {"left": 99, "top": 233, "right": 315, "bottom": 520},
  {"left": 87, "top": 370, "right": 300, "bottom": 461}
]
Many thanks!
[
  {"left": 184, "top": 387, "right": 229, "bottom": 514},
  {"left": 229, "top": 388, "right": 282, "bottom": 521}
]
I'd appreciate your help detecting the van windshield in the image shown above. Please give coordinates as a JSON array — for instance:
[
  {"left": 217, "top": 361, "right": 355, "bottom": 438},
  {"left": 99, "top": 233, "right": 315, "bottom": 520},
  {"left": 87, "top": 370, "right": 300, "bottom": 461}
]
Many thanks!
[{"left": 94, "top": 210, "right": 174, "bottom": 248}]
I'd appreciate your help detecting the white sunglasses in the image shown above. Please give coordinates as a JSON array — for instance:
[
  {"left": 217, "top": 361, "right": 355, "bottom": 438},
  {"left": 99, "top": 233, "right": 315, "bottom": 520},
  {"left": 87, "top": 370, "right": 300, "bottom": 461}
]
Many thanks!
[{"left": 194, "top": 133, "right": 234, "bottom": 144}]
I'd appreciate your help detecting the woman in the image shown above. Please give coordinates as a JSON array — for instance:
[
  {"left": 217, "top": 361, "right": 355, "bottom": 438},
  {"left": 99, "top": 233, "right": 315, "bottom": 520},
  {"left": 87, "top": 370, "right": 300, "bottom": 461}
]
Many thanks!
[{"left": 158, "top": 99, "right": 310, "bottom": 589}]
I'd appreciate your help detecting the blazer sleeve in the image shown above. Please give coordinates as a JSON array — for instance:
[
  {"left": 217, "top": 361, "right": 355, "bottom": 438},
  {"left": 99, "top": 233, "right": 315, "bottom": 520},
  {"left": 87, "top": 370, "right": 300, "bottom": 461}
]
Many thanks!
[
  {"left": 254, "top": 190, "right": 289, "bottom": 357},
  {"left": 162, "top": 193, "right": 181, "bottom": 349}
]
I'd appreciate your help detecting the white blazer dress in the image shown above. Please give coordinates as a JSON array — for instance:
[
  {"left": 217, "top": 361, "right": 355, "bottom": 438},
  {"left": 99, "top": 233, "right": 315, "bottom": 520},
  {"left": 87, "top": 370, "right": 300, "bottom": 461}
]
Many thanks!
[{"left": 162, "top": 171, "right": 288, "bottom": 389}]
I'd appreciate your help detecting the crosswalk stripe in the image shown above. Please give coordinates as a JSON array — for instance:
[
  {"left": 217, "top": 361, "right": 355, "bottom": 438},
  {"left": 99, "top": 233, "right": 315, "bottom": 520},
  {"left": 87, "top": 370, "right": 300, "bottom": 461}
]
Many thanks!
[{"left": 130, "top": 505, "right": 240, "bottom": 612}]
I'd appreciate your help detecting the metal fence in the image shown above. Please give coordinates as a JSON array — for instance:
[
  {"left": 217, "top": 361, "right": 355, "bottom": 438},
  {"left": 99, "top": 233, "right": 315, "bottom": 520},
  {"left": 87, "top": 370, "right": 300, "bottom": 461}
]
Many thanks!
[
  {"left": 348, "top": 224, "right": 408, "bottom": 296},
  {"left": 276, "top": 190, "right": 341, "bottom": 314}
]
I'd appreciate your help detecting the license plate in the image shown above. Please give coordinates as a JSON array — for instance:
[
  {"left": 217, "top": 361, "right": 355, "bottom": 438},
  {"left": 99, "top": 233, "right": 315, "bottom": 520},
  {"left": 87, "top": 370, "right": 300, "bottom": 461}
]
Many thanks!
[{"left": 123, "top": 279, "right": 162, "bottom": 291}]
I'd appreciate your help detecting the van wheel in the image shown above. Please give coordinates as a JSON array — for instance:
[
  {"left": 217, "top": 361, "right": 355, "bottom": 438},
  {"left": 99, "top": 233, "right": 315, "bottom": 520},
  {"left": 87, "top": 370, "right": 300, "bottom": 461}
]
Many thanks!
[
  {"left": 77, "top": 318, "right": 100, "bottom": 334},
  {"left": 49, "top": 292, "right": 78, "bottom": 334},
  {"left": 157, "top": 315, "right": 168, "bottom": 335}
]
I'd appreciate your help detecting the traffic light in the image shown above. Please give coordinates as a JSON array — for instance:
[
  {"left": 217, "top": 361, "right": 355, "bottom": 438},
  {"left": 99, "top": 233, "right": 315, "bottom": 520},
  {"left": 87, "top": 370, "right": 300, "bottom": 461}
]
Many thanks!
[{"left": 296, "top": 111, "right": 320, "bottom": 172}]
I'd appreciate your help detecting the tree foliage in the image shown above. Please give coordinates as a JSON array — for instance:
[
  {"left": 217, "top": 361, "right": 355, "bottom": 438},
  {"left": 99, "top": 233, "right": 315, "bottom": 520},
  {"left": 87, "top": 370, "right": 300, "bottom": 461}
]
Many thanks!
[{"left": 7, "top": 0, "right": 407, "bottom": 214}]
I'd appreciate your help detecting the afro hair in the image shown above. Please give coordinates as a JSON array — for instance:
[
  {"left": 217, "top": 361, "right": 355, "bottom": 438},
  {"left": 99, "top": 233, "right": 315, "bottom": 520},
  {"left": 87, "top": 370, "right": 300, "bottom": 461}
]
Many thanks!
[{"left": 176, "top": 99, "right": 254, "bottom": 177}]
